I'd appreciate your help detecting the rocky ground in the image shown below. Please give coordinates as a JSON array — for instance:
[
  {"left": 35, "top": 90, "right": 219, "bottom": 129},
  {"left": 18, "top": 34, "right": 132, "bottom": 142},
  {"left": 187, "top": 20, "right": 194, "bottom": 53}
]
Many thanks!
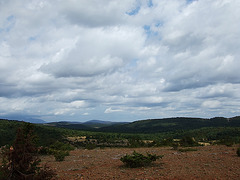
[{"left": 40, "top": 145, "right": 240, "bottom": 180}]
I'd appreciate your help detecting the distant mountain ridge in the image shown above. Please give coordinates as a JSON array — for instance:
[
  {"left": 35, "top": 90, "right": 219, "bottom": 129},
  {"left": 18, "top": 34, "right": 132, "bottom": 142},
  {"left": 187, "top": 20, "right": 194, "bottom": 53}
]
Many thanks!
[
  {"left": 82, "top": 120, "right": 127, "bottom": 128},
  {"left": 83, "top": 120, "right": 115, "bottom": 124},
  {"left": 45, "top": 120, "right": 128, "bottom": 129},
  {"left": 2, "top": 116, "right": 240, "bottom": 134},
  {"left": 45, "top": 121, "right": 90, "bottom": 130}
]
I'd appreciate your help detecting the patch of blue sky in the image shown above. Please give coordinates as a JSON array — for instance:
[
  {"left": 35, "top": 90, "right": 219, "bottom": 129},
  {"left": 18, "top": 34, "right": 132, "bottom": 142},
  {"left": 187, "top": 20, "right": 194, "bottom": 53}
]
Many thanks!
[
  {"left": 144, "top": 25, "right": 150, "bottom": 32},
  {"left": 148, "top": 0, "right": 153, "bottom": 7},
  {"left": 186, "top": 0, "right": 198, "bottom": 4},
  {"left": 28, "top": 35, "right": 39, "bottom": 42},
  {"left": 125, "top": 59, "right": 139, "bottom": 78},
  {"left": 126, "top": 0, "right": 153, "bottom": 16},
  {"left": 155, "top": 21, "right": 163, "bottom": 27},
  {"left": 143, "top": 25, "right": 158, "bottom": 38},
  {"left": 1, "top": 15, "right": 16, "bottom": 33},
  {"left": 126, "top": 0, "right": 142, "bottom": 16},
  {"left": 126, "top": 5, "right": 141, "bottom": 16},
  {"left": 128, "top": 58, "right": 138, "bottom": 68},
  {"left": 7, "top": 15, "right": 15, "bottom": 21}
]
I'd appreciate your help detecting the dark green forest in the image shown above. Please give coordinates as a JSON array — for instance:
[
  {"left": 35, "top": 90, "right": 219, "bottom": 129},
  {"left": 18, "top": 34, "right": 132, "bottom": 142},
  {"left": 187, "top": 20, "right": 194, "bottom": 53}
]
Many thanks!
[
  {"left": 99, "top": 116, "right": 240, "bottom": 133},
  {"left": 1, "top": 116, "right": 240, "bottom": 148}
]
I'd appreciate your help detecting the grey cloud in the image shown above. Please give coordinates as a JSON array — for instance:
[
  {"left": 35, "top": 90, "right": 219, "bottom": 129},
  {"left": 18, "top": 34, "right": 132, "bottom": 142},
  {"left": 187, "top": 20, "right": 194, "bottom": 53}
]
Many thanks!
[
  {"left": 58, "top": 0, "right": 131, "bottom": 27},
  {"left": 163, "top": 55, "right": 240, "bottom": 92},
  {"left": 154, "top": 0, "right": 240, "bottom": 92},
  {"left": 40, "top": 26, "right": 145, "bottom": 78},
  {"left": 196, "top": 84, "right": 240, "bottom": 99},
  {"left": 1, "top": 0, "right": 240, "bottom": 121},
  {"left": 41, "top": 55, "right": 123, "bottom": 78},
  {"left": 129, "top": 98, "right": 169, "bottom": 108},
  {"left": 0, "top": 83, "right": 18, "bottom": 97},
  {"left": 163, "top": 33, "right": 205, "bottom": 55}
]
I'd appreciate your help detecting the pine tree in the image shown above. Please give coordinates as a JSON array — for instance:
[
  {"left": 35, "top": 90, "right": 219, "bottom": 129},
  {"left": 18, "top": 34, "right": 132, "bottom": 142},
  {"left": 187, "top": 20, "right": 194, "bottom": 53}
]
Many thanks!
[{"left": 0, "top": 123, "right": 56, "bottom": 180}]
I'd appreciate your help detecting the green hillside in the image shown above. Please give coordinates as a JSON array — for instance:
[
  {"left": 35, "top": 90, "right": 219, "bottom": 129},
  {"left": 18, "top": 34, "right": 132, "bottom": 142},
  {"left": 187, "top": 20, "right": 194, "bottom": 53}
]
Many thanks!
[
  {"left": 99, "top": 116, "right": 240, "bottom": 133},
  {"left": 41, "top": 116, "right": 240, "bottom": 134},
  {"left": 45, "top": 120, "right": 127, "bottom": 129},
  {"left": 0, "top": 119, "right": 67, "bottom": 146},
  {"left": 1, "top": 116, "right": 240, "bottom": 148},
  {"left": 46, "top": 121, "right": 92, "bottom": 130}
]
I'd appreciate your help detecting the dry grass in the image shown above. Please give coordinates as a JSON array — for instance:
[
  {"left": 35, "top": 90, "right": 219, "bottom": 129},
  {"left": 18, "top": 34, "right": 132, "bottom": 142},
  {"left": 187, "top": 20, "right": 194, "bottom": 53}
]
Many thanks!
[{"left": 39, "top": 145, "right": 240, "bottom": 180}]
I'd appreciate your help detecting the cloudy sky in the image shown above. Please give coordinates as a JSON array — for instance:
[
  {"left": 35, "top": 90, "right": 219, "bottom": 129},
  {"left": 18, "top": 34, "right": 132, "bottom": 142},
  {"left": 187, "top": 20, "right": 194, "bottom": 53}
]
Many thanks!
[{"left": 0, "top": 0, "right": 240, "bottom": 122}]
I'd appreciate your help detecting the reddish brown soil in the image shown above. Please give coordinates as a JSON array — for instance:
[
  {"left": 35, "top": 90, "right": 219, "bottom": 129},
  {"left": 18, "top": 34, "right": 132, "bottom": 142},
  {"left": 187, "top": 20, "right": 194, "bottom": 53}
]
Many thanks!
[{"left": 41, "top": 145, "right": 240, "bottom": 180}]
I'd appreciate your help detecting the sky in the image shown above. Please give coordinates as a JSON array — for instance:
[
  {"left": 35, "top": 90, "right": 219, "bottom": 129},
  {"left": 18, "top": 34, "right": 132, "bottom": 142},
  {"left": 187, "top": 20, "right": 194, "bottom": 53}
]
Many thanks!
[{"left": 0, "top": 0, "right": 240, "bottom": 122}]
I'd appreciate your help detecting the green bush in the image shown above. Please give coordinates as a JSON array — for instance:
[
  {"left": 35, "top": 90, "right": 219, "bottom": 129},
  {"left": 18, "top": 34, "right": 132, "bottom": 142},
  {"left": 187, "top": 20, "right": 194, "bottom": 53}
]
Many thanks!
[
  {"left": 128, "top": 139, "right": 146, "bottom": 148},
  {"left": 46, "top": 141, "right": 74, "bottom": 161},
  {"left": 53, "top": 150, "right": 69, "bottom": 162},
  {"left": 84, "top": 143, "right": 97, "bottom": 150},
  {"left": 180, "top": 136, "right": 198, "bottom": 147},
  {"left": 218, "top": 137, "right": 235, "bottom": 147},
  {"left": 120, "top": 151, "right": 163, "bottom": 168},
  {"left": 50, "top": 141, "right": 74, "bottom": 151},
  {"left": 160, "top": 138, "right": 174, "bottom": 147},
  {"left": 237, "top": 147, "right": 240, "bottom": 157}
]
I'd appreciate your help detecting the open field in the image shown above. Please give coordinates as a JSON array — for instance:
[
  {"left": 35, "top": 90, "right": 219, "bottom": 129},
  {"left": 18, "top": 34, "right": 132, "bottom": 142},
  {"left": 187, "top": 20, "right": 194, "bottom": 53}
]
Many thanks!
[{"left": 40, "top": 145, "right": 240, "bottom": 180}]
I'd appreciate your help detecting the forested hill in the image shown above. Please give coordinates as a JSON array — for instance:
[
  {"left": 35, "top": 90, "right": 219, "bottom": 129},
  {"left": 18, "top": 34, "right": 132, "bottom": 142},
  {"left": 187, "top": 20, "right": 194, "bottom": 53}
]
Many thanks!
[
  {"left": 1, "top": 117, "right": 240, "bottom": 147},
  {"left": 2, "top": 117, "right": 240, "bottom": 135},
  {"left": 99, "top": 116, "right": 240, "bottom": 133},
  {"left": 43, "top": 116, "right": 240, "bottom": 133}
]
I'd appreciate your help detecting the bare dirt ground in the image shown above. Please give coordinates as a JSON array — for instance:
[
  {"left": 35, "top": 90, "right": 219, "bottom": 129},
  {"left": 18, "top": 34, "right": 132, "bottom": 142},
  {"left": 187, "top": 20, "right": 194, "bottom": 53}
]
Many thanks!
[{"left": 40, "top": 145, "right": 240, "bottom": 180}]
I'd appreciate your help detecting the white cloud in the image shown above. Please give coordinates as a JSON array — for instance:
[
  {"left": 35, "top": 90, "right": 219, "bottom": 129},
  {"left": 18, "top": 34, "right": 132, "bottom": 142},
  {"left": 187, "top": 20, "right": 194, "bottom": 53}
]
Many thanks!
[
  {"left": 104, "top": 107, "right": 123, "bottom": 114},
  {"left": 0, "top": 0, "right": 240, "bottom": 121},
  {"left": 202, "top": 100, "right": 221, "bottom": 109},
  {"left": 58, "top": 0, "right": 133, "bottom": 27},
  {"left": 82, "top": 112, "right": 89, "bottom": 116},
  {"left": 69, "top": 100, "right": 87, "bottom": 108},
  {"left": 40, "top": 26, "right": 145, "bottom": 77}
]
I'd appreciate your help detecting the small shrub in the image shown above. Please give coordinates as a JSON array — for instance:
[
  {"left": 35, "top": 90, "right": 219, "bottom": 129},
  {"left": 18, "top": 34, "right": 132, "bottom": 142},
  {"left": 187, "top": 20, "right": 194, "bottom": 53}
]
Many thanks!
[
  {"left": 180, "top": 136, "right": 198, "bottom": 147},
  {"left": 237, "top": 147, "right": 240, "bottom": 157},
  {"left": 50, "top": 141, "right": 74, "bottom": 151},
  {"left": 85, "top": 143, "right": 97, "bottom": 150},
  {"left": 53, "top": 150, "right": 69, "bottom": 162},
  {"left": 47, "top": 141, "right": 74, "bottom": 161},
  {"left": 220, "top": 139, "right": 234, "bottom": 147},
  {"left": 120, "top": 151, "right": 163, "bottom": 168},
  {"left": 160, "top": 138, "right": 174, "bottom": 147},
  {"left": 128, "top": 139, "right": 146, "bottom": 148}
]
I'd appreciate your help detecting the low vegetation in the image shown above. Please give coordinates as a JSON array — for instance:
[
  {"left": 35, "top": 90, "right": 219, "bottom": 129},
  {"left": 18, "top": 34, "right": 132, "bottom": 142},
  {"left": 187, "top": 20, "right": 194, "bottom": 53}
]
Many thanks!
[
  {"left": 120, "top": 151, "right": 163, "bottom": 168},
  {"left": 38, "top": 141, "right": 74, "bottom": 162},
  {"left": 1, "top": 118, "right": 240, "bottom": 150},
  {"left": 1, "top": 118, "right": 240, "bottom": 179}
]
